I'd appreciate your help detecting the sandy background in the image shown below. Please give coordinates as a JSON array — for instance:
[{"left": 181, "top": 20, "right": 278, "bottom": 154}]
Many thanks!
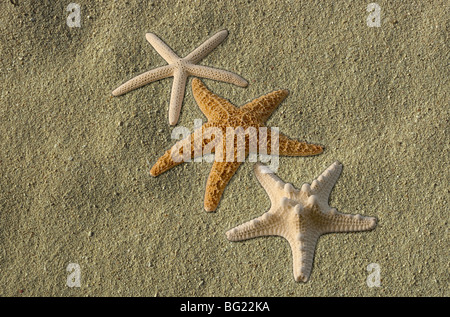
[{"left": 0, "top": 0, "right": 448, "bottom": 297}]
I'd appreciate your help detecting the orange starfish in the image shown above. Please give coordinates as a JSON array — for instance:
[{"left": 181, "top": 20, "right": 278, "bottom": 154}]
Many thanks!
[{"left": 150, "top": 78, "right": 323, "bottom": 211}]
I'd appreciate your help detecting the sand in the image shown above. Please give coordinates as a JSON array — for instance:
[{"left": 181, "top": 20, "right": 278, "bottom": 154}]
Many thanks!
[{"left": 0, "top": 0, "right": 448, "bottom": 297}]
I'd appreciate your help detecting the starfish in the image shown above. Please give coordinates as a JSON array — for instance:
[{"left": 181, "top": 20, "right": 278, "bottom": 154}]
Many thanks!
[
  {"left": 112, "top": 29, "right": 248, "bottom": 125},
  {"left": 226, "top": 162, "right": 377, "bottom": 282},
  {"left": 150, "top": 78, "right": 323, "bottom": 212}
]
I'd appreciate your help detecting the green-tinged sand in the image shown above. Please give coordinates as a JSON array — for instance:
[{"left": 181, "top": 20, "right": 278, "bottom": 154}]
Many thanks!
[{"left": 0, "top": 0, "right": 448, "bottom": 296}]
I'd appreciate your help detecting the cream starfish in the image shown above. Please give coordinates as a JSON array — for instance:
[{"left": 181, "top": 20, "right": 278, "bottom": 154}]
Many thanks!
[
  {"left": 112, "top": 29, "right": 248, "bottom": 125},
  {"left": 226, "top": 162, "right": 377, "bottom": 282},
  {"left": 150, "top": 78, "right": 323, "bottom": 212}
]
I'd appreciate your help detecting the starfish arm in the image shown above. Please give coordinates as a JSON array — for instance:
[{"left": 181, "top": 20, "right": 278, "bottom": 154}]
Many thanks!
[
  {"left": 191, "top": 78, "right": 237, "bottom": 121},
  {"left": 204, "top": 161, "right": 242, "bottom": 212},
  {"left": 288, "top": 230, "right": 321, "bottom": 282},
  {"left": 168, "top": 70, "right": 188, "bottom": 125},
  {"left": 188, "top": 64, "right": 248, "bottom": 87},
  {"left": 264, "top": 129, "right": 324, "bottom": 156},
  {"left": 184, "top": 29, "right": 229, "bottom": 64},
  {"left": 112, "top": 65, "right": 174, "bottom": 96},
  {"left": 320, "top": 209, "right": 377, "bottom": 234},
  {"left": 254, "top": 163, "right": 285, "bottom": 202},
  {"left": 241, "top": 89, "right": 289, "bottom": 123},
  {"left": 310, "top": 161, "right": 342, "bottom": 199},
  {"left": 145, "top": 33, "right": 180, "bottom": 64},
  {"left": 150, "top": 123, "right": 215, "bottom": 176},
  {"left": 226, "top": 210, "right": 281, "bottom": 241},
  {"left": 149, "top": 140, "right": 189, "bottom": 177}
]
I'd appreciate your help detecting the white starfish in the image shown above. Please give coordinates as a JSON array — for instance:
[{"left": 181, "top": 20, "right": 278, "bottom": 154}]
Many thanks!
[
  {"left": 226, "top": 162, "right": 377, "bottom": 282},
  {"left": 112, "top": 29, "right": 248, "bottom": 125}
]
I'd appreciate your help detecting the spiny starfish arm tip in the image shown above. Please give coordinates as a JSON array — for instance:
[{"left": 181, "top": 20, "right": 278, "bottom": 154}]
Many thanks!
[
  {"left": 321, "top": 210, "right": 378, "bottom": 234},
  {"left": 225, "top": 227, "right": 243, "bottom": 241},
  {"left": 367, "top": 216, "right": 378, "bottom": 230},
  {"left": 191, "top": 77, "right": 202, "bottom": 86},
  {"left": 352, "top": 214, "right": 378, "bottom": 231},
  {"left": 224, "top": 227, "right": 243, "bottom": 242},
  {"left": 293, "top": 266, "right": 310, "bottom": 282},
  {"left": 307, "top": 143, "right": 324, "bottom": 155},
  {"left": 149, "top": 167, "right": 158, "bottom": 177},
  {"left": 313, "top": 144, "right": 324, "bottom": 154},
  {"left": 276, "top": 137, "right": 324, "bottom": 157},
  {"left": 253, "top": 164, "right": 286, "bottom": 200},
  {"left": 204, "top": 202, "right": 216, "bottom": 212}
]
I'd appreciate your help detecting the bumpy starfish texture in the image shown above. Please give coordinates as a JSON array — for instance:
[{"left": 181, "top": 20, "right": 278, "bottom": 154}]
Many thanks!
[
  {"left": 226, "top": 162, "right": 377, "bottom": 282},
  {"left": 112, "top": 29, "right": 248, "bottom": 125},
  {"left": 150, "top": 78, "right": 323, "bottom": 212}
]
